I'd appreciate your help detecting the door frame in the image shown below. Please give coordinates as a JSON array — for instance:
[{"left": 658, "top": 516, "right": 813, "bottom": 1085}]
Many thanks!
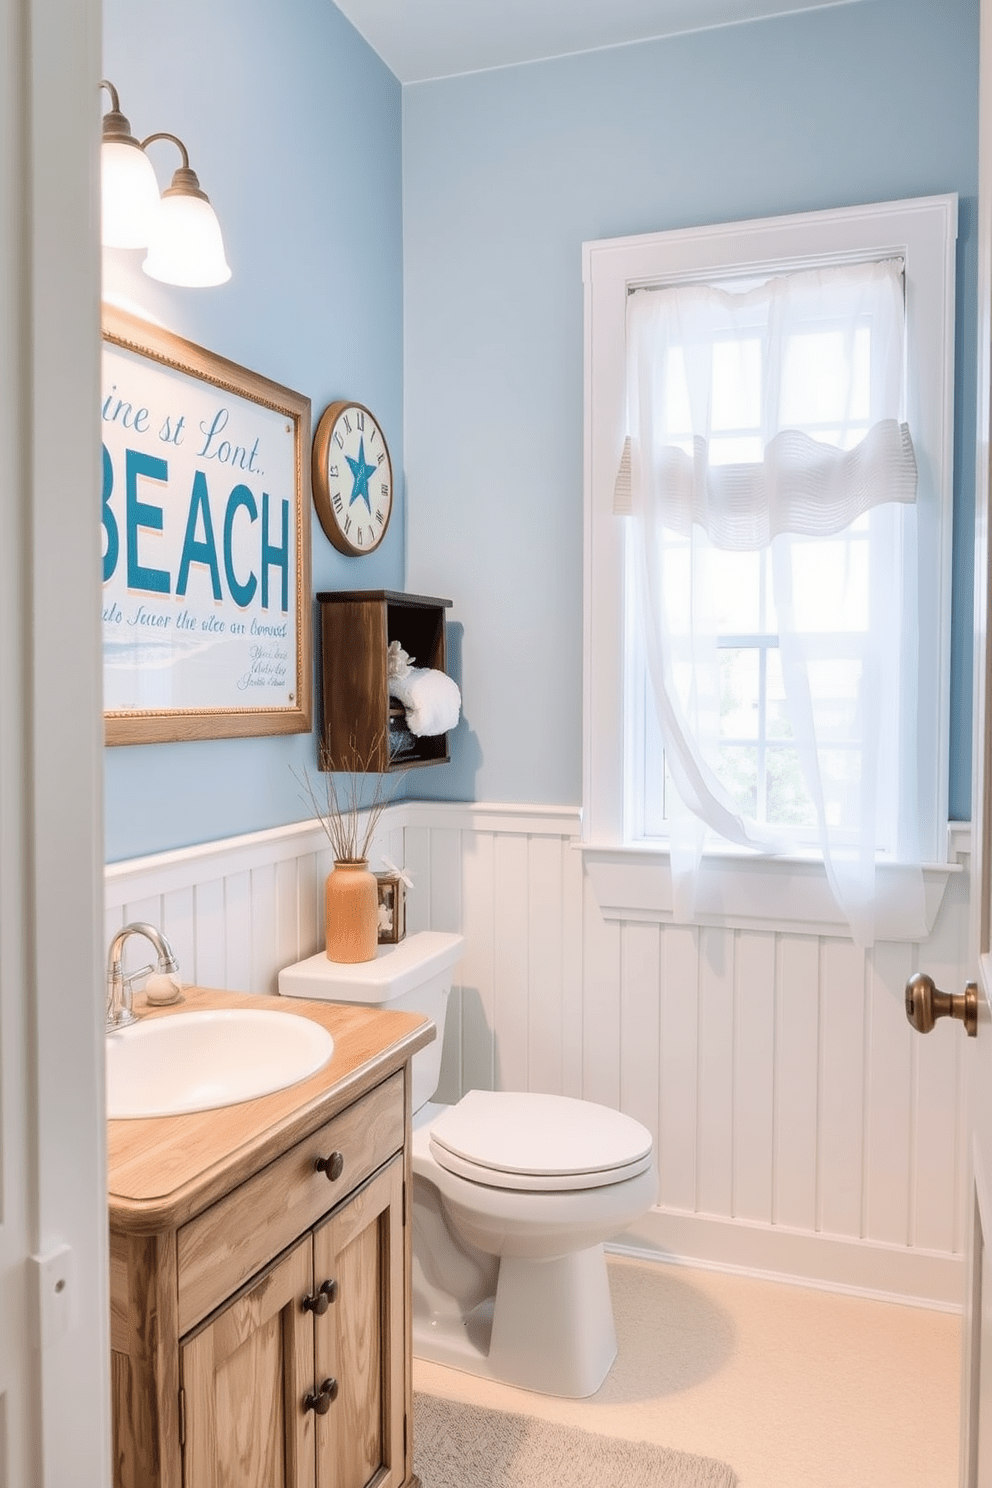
[
  {"left": 0, "top": 0, "right": 109, "bottom": 1481},
  {"left": 962, "top": 2, "right": 992, "bottom": 1482}
]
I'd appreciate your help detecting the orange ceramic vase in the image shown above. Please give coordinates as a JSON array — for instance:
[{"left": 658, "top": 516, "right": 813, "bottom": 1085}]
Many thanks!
[{"left": 325, "top": 859, "right": 378, "bottom": 963}]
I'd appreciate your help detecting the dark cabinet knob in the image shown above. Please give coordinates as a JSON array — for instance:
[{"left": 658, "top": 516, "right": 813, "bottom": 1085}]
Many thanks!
[
  {"left": 301, "top": 1278, "right": 338, "bottom": 1315},
  {"left": 304, "top": 1377, "right": 338, "bottom": 1415},
  {"left": 315, "top": 1149, "right": 345, "bottom": 1181}
]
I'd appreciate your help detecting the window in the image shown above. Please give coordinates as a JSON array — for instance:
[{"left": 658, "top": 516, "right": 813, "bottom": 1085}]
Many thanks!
[
  {"left": 583, "top": 198, "right": 957, "bottom": 943},
  {"left": 631, "top": 544, "right": 819, "bottom": 838}
]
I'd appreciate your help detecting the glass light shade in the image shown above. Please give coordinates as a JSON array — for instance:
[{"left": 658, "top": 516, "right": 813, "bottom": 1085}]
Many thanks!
[
  {"left": 101, "top": 140, "right": 161, "bottom": 249},
  {"left": 143, "top": 192, "right": 232, "bottom": 288}
]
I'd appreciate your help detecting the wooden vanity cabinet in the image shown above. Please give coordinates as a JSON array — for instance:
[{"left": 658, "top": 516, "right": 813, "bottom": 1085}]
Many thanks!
[
  {"left": 312, "top": 1157, "right": 405, "bottom": 1488},
  {"left": 181, "top": 1156, "right": 405, "bottom": 1488},
  {"left": 180, "top": 1236, "right": 316, "bottom": 1488},
  {"left": 109, "top": 991, "right": 432, "bottom": 1488}
]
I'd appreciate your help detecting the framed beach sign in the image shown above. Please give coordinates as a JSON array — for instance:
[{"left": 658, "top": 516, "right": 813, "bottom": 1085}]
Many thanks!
[{"left": 101, "top": 306, "right": 312, "bottom": 744}]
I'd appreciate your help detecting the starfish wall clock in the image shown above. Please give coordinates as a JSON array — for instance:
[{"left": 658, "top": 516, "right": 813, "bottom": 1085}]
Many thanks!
[{"left": 312, "top": 400, "right": 393, "bottom": 555}]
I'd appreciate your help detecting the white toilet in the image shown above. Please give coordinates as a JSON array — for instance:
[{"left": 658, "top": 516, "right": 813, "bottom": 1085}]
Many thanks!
[{"left": 279, "top": 930, "right": 657, "bottom": 1398}]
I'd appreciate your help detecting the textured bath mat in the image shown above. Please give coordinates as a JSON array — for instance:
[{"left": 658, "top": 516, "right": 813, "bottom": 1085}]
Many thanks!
[{"left": 413, "top": 1393, "right": 738, "bottom": 1488}]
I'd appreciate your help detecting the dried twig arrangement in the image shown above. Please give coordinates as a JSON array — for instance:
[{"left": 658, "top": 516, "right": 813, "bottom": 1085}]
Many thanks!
[{"left": 294, "top": 735, "right": 397, "bottom": 863}]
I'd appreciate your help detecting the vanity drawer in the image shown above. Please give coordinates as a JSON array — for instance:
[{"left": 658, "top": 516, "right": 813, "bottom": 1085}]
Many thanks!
[{"left": 176, "top": 1071, "right": 404, "bottom": 1334}]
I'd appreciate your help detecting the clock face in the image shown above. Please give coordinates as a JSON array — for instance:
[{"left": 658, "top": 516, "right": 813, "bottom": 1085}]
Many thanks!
[{"left": 312, "top": 400, "right": 393, "bottom": 556}]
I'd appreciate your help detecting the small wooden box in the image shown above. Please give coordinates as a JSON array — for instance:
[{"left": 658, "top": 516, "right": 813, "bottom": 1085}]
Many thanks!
[
  {"left": 375, "top": 873, "right": 406, "bottom": 944},
  {"left": 317, "top": 590, "right": 453, "bottom": 773}
]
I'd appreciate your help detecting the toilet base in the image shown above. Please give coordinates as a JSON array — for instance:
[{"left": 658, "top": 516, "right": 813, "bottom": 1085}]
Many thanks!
[{"left": 413, "top": 1242, "right": 617, "bottom": 1398}]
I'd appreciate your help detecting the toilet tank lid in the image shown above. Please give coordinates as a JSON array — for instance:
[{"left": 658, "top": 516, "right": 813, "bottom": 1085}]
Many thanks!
[
  {"left": 429, "top": 1090, "right": 653, "bottom": 1178},
  {"left": 278, "top": 930, "right": 463, "bottom": 1003}
]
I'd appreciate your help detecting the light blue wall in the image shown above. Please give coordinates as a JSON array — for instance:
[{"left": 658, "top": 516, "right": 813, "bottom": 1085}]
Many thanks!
[
  {"left": 403, "top": 0, "right": 979, "bottom": 819},
  {"left": 104, "top": 0, "right": 980, "bottom": 860},
  {"left": 102, "top": 0, "right": 404, "bottom": 860}
]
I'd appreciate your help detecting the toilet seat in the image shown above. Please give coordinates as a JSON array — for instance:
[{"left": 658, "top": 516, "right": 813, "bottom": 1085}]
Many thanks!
[{"left": 428, "top": 1090, "right": 653, "bottom": 1192}]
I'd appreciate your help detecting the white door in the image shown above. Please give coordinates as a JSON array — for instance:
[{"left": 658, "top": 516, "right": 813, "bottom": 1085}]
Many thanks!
[
  {"left": 948, "top": 2, "right": 992, "bottom": 1481},
  {"left": 0, "top": 1, "right": 36, "bottom": 1473},
  {"left": 0, "top": 0, "right": 109, "bottom": 1484}
]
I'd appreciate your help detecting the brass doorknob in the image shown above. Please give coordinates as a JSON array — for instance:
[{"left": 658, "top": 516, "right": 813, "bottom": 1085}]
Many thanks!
[{"left": 905, "top": 972, "right": 978, "bottom": 1037}]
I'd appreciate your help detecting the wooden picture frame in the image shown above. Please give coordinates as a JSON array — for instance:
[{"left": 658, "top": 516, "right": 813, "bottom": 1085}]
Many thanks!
[
  {"left": 101, "top": 305, "right": 312, "bottom": 745},
  {"left": 375, "top": 871, "right": 407, "bottom": 944}
]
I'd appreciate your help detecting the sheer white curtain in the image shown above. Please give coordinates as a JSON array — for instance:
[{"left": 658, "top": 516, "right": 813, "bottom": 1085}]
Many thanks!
[{"left": 621, "top": 259, "right": 926, "bottom": 945}]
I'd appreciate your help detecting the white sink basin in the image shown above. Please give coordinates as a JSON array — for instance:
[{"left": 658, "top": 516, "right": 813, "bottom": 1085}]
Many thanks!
[{"left": 106, "top": 1008, "right": 334, "bottom": 1119}]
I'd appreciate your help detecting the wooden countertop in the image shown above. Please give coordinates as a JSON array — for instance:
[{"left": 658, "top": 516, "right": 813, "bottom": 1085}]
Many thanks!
[{"left": 107, "top": 983, "right": 434, "bottom": 1234}]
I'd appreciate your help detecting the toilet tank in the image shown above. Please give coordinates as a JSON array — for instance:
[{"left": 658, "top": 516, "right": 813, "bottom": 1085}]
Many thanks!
[{"left": 278, "top": 931, "right": 463, "bottom": 1113}]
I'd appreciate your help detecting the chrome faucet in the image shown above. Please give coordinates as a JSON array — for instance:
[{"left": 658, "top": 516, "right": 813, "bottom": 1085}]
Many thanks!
[{"left": 106, "top": 922, "right": 180, "bottom": 1032}]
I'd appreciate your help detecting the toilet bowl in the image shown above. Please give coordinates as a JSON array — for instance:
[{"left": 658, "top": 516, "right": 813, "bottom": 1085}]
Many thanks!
[{"left": 279, "top": 931, "right": 658, "bottom": 1397}]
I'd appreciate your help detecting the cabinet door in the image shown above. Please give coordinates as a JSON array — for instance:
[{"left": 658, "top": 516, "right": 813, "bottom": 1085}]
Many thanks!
[
  {"left": 181, "top": 1237, "right": 316, "bottom": 1488},
  {"left": 313, "top": 1156, "right": 405, "bottom": 1488}
]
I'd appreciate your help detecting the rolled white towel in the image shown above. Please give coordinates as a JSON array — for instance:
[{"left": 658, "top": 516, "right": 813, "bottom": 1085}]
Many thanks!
[{"left": 389, "top": 667, "right": 461, "bottom": 737}]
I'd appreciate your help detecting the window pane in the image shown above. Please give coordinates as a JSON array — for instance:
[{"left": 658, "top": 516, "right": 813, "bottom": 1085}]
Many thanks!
[
  {"left": 663, "top": 753, "right": 676, "bottom": 824},
  {"left": 640, "top": 674, "right": 667, "bottom": 834},
  {"left": 661, "top": 547, "right": 692, "bottom": 617},
  {"left": 818, "top": 746, "right": 862, "bottom": 830},
  {"left": 766, "top": 649, "right": 792, "bottom": 739},
  {"left": 664, "top": 346, "right": 692, "bottom": 434},
  {"left": 791, "top": 537, "right": 869, "bottom": 631},
  {"left": 719, "top": 648, "right": 759, "bottom": 739},
  {"left": 766, "top": 746, "right": 817, "bottom": 828},
  {"left": 712, "top": 549, "right": 763, "bottom": 633},
  {"left": 709, "top": 435, "right": 764, "bottom": 465},
  {"left": 805, "top": 659, "right": 862, "bottom": 737},
  {"left": 718, "top": 744, "right": 758, "bottom": 816},
  {"left": 711, "top": 335, "right": 762, "bottom": 430},
  {"left": 851, "top": 324, "right": 871, "bottom": 419},
  {"left": 815, "top": 424, "right": 872, "bottom": 451},
  {"left": 779, "top": 324, "right": 871, "bottom": 427}
]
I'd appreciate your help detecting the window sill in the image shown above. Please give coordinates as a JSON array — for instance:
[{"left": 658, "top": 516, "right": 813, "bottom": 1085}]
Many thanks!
[{"left": 578, "top": 826, "right": 968, "bottom": 941}]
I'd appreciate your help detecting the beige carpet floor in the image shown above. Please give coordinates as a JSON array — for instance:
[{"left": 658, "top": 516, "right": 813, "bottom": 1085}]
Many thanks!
[
  {"left": 412, "top": 1253, "right": 962, "bottom": 1488},
  {"left": 414, "top": 1394, "right": 736, "bottom": 1487}
]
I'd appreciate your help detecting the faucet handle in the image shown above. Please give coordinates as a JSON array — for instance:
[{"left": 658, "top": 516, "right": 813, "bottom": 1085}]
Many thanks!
[{"left": 106, "top": 923, "right": 181, "bottom": 1033}]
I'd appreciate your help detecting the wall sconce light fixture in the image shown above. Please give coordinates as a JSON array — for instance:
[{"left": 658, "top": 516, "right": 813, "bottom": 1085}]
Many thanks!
[
  {"left": 100, "top": 80, "right": 231, "bottom": 288},
  {"left": 140, "top": 134, "right": 232, "bottom": 288},
  {"left": 100, "top": 80, "right": 160, "bottom": 249}
]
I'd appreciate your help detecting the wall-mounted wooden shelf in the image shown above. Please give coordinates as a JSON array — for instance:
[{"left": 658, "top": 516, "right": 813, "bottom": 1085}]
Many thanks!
[{"left": 317, "top": 590, "right": 453, "bottom": 772}]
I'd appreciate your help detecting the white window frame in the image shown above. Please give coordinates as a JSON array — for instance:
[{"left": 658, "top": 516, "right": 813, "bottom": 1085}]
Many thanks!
[{"left": 581, "top": 196, "right": 960, "bottom": 936}]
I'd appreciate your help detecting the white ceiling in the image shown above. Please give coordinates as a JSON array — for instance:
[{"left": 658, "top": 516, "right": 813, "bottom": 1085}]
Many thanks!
[{"left": 333, "top": 0, "right": 863, "bottom": 84}]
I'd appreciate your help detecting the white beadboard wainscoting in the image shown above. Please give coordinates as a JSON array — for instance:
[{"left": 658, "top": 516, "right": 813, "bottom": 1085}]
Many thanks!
[{"left": 105, "top": 802, "right": 970, "bottom": 1310}]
